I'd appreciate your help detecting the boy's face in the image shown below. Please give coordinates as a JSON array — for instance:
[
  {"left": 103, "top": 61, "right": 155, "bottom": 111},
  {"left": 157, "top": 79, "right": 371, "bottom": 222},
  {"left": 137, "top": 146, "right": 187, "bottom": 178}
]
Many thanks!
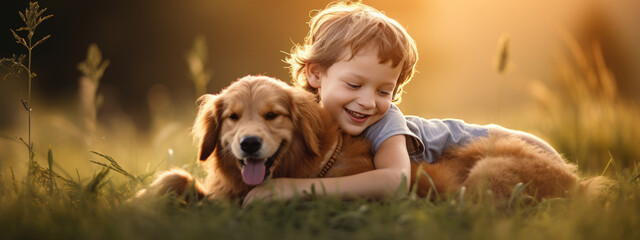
[{"left": 307, "top": 45, "right": 402, "bottom": 136}]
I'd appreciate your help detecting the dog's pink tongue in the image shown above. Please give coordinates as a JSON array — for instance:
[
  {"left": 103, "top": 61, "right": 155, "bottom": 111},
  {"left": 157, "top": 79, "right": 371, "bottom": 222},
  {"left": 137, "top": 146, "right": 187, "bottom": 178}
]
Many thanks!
[{"left": 242, "top": 159, "right": 266, "bottom": 186}]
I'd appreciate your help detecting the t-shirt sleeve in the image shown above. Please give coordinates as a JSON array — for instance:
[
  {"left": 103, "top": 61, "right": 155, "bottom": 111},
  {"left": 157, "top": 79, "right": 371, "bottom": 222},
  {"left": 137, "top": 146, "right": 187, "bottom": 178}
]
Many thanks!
[
  {"left": 362, "top": 104, "right": 425, "bottom": 156},
  {"left": 406, "top": 117, "right": 489, "bottom": 163}
]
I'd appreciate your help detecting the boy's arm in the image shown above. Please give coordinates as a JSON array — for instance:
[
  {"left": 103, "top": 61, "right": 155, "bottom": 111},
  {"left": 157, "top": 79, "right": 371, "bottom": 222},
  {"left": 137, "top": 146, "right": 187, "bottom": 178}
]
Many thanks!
[{"left": 243, "top": 135, "right": 411, "bottom": 206}]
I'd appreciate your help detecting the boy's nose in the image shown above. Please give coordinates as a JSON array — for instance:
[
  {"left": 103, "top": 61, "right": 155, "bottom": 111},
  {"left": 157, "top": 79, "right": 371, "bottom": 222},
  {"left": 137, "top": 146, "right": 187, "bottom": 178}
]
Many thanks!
[{"left": 356, "top": 90, "right": 376, "bottom": 109}]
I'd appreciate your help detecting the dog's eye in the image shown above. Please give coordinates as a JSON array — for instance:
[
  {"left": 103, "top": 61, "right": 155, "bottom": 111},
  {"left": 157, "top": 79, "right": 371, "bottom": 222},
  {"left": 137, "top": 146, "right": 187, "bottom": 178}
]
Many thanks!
[
  {"left": 264, "top": 112, "right": 278, "bottom": 120},
  {"left": 229, "top": 113, "right": 239, "bottom": 120}
]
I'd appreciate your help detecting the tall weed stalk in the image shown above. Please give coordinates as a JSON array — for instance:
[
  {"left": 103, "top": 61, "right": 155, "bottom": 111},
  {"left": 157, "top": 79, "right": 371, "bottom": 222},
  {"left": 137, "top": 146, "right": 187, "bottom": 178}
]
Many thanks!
[
  {"left": 0, "top": 2, "right": 52, "bottom": 182},
  {"left": 77, "top": 43, "right": 109, "bottom": 145},
  {"left": 186, "top": 35, "right": 212, "bottom": 97}
]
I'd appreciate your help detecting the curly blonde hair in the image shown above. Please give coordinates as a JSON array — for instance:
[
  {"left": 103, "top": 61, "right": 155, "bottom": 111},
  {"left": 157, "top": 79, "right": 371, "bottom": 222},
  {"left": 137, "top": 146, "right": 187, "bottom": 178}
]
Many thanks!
[{"left": 286, "top": 1, "right": 418, "bottom": 103}]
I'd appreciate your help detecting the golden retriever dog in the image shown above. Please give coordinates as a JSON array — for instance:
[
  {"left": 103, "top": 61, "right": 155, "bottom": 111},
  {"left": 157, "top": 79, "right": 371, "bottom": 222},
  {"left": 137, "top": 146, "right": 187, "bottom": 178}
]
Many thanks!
[
  {"left": 136, "top": 75, "right": 374, "bottom": 200},
  {"left": 136, "top": 75, "right": 607, "bottom": 202}
]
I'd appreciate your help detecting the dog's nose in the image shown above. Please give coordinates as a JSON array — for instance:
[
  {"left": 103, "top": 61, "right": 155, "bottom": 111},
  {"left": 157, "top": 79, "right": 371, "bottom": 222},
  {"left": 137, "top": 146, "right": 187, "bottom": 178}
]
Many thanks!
[{"left": 240, "top": 136, "right": 262, "bottom": 154}]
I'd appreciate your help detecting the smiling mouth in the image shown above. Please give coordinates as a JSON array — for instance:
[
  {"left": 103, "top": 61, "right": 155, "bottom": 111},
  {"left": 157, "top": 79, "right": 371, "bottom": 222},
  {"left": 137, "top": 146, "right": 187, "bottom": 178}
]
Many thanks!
[{"left": 345, "top": 109, "right": 370, "bottom": 121}]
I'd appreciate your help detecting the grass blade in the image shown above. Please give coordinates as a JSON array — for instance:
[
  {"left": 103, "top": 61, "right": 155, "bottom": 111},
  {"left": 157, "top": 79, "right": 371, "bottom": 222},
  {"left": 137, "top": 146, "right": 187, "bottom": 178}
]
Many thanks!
[
  {"left": 10, "top": 166, "right": 18, "bottom": 194},
  {"left": 392, "top": 172, "right": 409, "bottom": 199},
  {"left": 85, "top": 167, "right": 110, "bottom": 195},
  {"left": 457, "top": 186, "right": 466, "bottom": 207},
  {"left": 90, "top": 151, "right": 141, "bottom": 185},
  {"left": 601, "top": 152, "right": 617, "bottom": 176},
  {"left": 508, "top": 182, "right": 530, "bottom": 209},
  {"left": 631, "top": 171, "right": 640, "bottom": 183},
  {"left": 47, "top": 145, "right": 54, "bottom": 194},
  {"left": 419, "top": 168, "right": 440, "bottom": 200}
]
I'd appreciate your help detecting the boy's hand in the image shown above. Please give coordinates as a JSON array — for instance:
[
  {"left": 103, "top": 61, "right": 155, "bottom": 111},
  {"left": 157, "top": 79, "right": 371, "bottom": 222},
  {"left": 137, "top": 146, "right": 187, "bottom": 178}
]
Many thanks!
[{"left": 243, "top": 178, "right": 293, "bottom": 207}]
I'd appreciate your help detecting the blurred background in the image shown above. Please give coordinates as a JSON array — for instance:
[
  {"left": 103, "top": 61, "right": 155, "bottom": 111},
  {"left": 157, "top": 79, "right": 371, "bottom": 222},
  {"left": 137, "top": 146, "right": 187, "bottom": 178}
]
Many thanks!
[{"left": 1, "top": 0, "right": 638, "bottom": 179}]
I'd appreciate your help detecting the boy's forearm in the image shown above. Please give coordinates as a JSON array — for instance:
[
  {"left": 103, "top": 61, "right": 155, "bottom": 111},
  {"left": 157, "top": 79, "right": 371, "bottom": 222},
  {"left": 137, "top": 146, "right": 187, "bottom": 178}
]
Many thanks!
[{"left": 273, "top": 168, "right": 408, "bottom": 200}]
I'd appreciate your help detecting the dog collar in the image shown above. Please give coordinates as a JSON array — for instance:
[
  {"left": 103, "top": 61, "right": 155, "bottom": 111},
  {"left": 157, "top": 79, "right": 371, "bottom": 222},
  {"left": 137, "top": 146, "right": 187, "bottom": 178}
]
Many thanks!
[{"left": 317, "top": 133, "right": 343, "bottom": 178}]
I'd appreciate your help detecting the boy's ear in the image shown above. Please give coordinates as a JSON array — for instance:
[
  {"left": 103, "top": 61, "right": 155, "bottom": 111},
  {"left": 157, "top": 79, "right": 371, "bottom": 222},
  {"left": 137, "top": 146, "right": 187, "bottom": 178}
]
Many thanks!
[{"left": 305, "top": 63, "right": 322, "bottom": 88}]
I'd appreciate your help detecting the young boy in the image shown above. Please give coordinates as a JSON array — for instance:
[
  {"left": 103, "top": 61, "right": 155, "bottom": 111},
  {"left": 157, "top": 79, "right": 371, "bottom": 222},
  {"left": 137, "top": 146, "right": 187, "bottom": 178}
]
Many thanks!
[{"left": 243, "top": 2, "right": 560, "bottom": 205}]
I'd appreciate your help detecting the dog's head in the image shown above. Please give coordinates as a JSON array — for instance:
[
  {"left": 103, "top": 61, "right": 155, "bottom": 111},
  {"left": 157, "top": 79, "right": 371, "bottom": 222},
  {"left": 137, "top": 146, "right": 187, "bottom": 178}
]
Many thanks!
[{"left": 193, "top": 75, "right": 324, "bottom": 186}]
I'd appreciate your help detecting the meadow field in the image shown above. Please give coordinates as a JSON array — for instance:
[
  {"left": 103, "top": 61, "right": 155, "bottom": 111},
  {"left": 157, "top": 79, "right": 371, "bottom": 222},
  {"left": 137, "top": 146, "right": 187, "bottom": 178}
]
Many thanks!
[{"left": 1, "top": 2, "right": 639, "bottom": 239}]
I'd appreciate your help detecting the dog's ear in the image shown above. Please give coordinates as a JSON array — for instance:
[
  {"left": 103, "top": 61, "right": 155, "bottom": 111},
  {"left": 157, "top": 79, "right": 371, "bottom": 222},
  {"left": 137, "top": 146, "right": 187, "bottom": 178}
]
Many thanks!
[
  {"left": 288, "top": 88, "right": 323, "bottom": 156},
  {"left": 193, "top": 94, "right": 223, "bottom": 161}
]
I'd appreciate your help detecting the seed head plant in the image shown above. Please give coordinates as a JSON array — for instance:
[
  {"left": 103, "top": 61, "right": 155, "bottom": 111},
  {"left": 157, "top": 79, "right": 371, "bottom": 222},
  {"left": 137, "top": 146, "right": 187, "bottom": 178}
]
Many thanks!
[
  {"left": 77, "top": 43, "right": 110, "bottom": 145},
  {"left": 493, "top": 33, "right": 511, "bottom": 75},
  {"left": 186, "top": 35, "right": 212, "bottom": 97},
  {"left": 0, "top": 2, "right": 52, "bottom": 182},
  {"left": 491, "top": 32, "right": 511, "bottom": 120}
]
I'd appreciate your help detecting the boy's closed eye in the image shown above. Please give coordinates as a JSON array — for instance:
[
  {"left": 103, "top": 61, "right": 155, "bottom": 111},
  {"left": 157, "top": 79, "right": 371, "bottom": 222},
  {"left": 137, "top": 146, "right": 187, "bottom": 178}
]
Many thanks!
[
  {"left": 344, "top": 81, "right": 393, "bottom": 97},
  {"left": 345, "top": 81, "right": 361, "bottom": 89},
  {"left": 378, "top": 90, "right": 391, "bottom": 96}
]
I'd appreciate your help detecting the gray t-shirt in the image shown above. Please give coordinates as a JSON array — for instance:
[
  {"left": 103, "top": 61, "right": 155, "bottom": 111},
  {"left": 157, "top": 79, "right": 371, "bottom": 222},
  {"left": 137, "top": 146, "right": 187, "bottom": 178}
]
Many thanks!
[{"left": 362, "top": 104, "right": 490, "bottom": 163}]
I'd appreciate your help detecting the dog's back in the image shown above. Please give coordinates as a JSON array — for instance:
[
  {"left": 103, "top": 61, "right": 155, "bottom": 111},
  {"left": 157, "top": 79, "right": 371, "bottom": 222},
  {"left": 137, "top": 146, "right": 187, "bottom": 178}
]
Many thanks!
[{"left": 410, "top": 136, "right": 604, "bottom": 201}]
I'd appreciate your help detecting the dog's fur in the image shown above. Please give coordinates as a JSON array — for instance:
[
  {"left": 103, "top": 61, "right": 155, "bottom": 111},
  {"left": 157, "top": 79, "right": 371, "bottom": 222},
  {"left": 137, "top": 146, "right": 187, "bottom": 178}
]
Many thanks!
[{"left": 136, "top": 75, "right": 608, "bottom": 202}]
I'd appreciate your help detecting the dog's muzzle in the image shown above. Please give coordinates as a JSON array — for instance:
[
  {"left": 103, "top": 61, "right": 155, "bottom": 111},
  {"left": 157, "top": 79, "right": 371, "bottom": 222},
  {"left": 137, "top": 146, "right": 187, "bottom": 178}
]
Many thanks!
[{"left": 238, "top": 139, "right": 285, "bottom": 186}]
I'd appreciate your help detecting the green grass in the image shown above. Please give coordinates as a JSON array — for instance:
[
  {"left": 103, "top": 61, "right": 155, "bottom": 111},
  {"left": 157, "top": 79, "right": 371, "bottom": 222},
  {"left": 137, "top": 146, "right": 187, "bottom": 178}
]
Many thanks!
[{"left": 0, "top": 166, "right": 639, "bottom": 240}]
